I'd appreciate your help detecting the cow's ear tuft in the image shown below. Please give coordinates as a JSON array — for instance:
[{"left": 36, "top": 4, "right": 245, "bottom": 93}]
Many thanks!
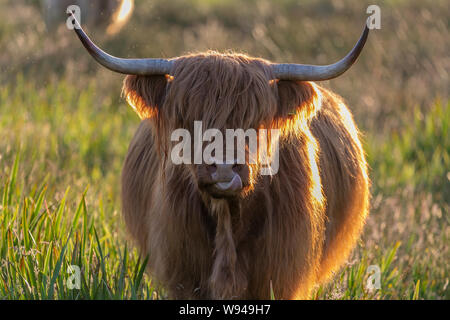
[
  {"left": 276, "top": 81, "right": 320, "bottom": 121},
  {"left": 122, "top": 75, "right": 168, "bottom": 119}
]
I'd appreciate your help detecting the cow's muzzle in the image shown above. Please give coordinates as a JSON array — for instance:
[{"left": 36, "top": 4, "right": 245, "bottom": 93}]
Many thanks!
[
  {"left": 211, "top": 163, "right": 243, "bottom": 193},
  {"left": 198, "top": 161, "right": 247, "bottom": 198}
]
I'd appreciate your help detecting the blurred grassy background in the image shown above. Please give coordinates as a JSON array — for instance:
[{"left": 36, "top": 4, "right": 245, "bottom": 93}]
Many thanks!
[{"left": 0, "top": 0, "right": 448, "bottom": 299}]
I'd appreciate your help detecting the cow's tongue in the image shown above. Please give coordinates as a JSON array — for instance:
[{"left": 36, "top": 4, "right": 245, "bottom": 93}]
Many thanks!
[{"left": 215, "top": 175, "right": 243, "bottom": 191}]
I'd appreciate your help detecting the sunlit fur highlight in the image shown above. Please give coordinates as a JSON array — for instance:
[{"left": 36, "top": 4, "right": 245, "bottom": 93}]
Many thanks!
[{"left": 121, "top": 51, "right": 369, "bottom": 299}]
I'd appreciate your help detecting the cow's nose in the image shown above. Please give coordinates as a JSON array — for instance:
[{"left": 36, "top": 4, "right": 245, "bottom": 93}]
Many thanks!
[
  {"left": 209, "top": 163, "right": 234, "bottom": 181},
  {"left": 209, "top": 162, "right": 244, "bottom": 180},
  {"left": 208, "top": 162, "right": 243, "bottom": 192}
]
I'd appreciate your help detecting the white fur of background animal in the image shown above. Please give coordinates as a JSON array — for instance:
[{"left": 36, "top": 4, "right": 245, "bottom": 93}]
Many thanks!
[{"left": 42, "top": 0, "right": 134, "bottom": 35}]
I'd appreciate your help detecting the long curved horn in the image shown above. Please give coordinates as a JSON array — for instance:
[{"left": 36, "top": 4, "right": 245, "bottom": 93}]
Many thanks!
[
  {"left": 68, "top": 11, "right": 173, "bottom": 75},
  {"left": 271, "top": 21, "right": 369, "bottom": 81}
]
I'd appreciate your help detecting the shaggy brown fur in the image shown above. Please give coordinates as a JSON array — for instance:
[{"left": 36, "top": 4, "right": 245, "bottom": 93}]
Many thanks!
[{"left": 121, "top": 51, "right": 369, "bottom": 299}]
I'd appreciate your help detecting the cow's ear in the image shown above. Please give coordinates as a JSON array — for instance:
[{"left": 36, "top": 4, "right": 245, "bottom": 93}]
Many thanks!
[
  {"left": 122, "top": 75, "right": 168, "bottom": 119},
  {"left": 275, "top": 80, "right": 320, "bottom": 121}
]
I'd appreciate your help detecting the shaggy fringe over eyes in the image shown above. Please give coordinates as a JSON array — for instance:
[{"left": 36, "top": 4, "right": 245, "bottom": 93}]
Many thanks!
[{"left": 162, "top": 52, "right": 277, "bottom": 134}]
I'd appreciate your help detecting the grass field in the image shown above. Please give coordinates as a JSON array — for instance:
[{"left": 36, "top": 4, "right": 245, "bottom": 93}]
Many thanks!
[{"left": 0, "top": 0, "right": 448, "bottom": 299}]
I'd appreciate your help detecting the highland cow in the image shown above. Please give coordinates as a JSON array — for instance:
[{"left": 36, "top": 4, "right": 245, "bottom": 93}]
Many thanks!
[{"left": 70, "top": 13, "right": 370, "bottom": 299}]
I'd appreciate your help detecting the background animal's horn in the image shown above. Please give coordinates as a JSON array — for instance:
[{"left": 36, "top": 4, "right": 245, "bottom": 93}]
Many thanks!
[
  {"left": 68, "top": 11, "right": 173, "bottom": 75},
  {"left": 271, "top": 21, "right": 369, "bottom": 81}
]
